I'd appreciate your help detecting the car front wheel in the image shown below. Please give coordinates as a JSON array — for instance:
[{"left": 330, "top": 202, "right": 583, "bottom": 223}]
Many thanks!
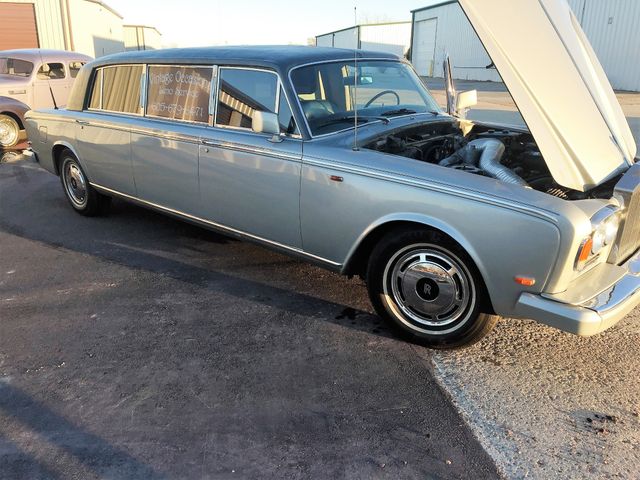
[
  {"left": 0, "top": 114, "right": 20, "bottom": 149},
  {"left": 59, "top": 150, "right": 110, "bottom": 216},
  {"left": 366, "top": 228, "right": 498, "bottom": 349}
]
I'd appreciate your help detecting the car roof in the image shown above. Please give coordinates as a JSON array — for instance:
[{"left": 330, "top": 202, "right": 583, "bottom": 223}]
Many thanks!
[
  {"left": 90, "top": 45, "right": 401, "bottom": 72},
  {"left": 0, "top": 49, "right": 93, "bottom": 63}
]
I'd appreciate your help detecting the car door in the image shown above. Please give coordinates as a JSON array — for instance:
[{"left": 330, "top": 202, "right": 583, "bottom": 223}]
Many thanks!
[
  {"left": 130, "top": 64, "right": 214, "bottom": 216},
  {"left": 197, "top": 67, "right": 303, "bottom": 248},
  {"left": 33, "top": 61, "right": 69, "bottom": 108},
  {"left": 74, "top": 65, "right": 142, "bottom": 196}
]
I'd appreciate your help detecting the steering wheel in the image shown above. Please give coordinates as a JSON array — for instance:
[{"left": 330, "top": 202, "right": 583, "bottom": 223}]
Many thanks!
[{"left": 364, "top": 90, "right": 401, "bottom": 108}]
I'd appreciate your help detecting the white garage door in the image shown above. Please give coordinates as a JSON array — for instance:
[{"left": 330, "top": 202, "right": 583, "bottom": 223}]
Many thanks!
[{"left": 413, "top": 18, "right": 438, "bottom": 76}]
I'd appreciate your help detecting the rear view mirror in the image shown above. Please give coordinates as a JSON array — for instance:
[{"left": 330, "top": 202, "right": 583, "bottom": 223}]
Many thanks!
[
  {"left": 252, "top": 111, "right": 280, "bottom": 136},
  {"left": 456, "top": 90, "right": 478, "bottom": 115}
]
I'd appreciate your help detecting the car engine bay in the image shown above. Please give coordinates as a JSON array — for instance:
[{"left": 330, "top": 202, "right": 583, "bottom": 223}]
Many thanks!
[{"left": 364, "top": 121, "right": 618, "bottom": 200}]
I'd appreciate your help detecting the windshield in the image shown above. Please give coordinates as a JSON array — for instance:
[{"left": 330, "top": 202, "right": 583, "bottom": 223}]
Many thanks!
[
  {"left": 0, "top": 57, "right": 34, "bottom": 77},
  {"left": 291, "top": 60, "right": 441, "bottom": 136}
]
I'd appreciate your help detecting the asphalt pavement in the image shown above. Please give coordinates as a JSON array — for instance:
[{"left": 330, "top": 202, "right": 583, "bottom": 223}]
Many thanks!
[{"left": 0, "top": 158, "right": 499, "bottom": 479}]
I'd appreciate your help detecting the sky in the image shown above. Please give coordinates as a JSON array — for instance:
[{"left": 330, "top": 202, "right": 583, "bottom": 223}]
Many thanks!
[{"left": 106, "top": 0, "right": 439, "bottom": 47}]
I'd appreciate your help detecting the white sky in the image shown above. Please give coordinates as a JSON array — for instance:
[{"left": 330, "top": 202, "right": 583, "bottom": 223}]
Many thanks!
[{"left": 106, "top": 0, "right": 440, "bottom": 47}]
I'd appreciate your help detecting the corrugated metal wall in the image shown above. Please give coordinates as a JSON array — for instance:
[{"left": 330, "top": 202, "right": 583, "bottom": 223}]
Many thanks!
[
  {"left": 411, "top": 0, "right": 640, "bottom": 91},
  {"left": 579, "top": 0, "right": 640, "bottom": 91},
  {"left": 315, "top": 33, "right": 334, "bottom": 47},
  {"left": 332, "top": 27, "right": 359, "bottom": 50},
  {"left": 360, "top": 23, "right": 411, "bottom": 56},
  {"left": 316, "top": 23, "right": 411, "bottom": 56},
  {"left": 413, "top": 2, "right": 501, "bottom": 81}
]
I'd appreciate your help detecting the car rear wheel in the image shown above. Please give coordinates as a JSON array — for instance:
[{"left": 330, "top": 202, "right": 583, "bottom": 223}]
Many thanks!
[
  {"left": 59, "top": 150, "right": 110, "bottom": 216},
  {"left": 366, "top": 228, "right": 498, "bottom": 349},
  {"left": 0, "top": 114, "right": 20, "bottom": 149}
]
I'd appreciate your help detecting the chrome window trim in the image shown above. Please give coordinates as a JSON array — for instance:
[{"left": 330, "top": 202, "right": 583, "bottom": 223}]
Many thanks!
[
  {"left": 144, "top": 64, "right": 215, "bottom": 126},
  {"left": 200, "top": 138, "right": 301, "bottom": 162},
  {"left": 214, "top": 66, "right": 302, "bottom": 139},
  {"left": 90, "top": 182, "right": 341, "bottom": 268},
  {"left": 287, "top": 57, "right": 439, "bottom": 140},
  {"left": 87, "top": 67, "right": 104, "bottom": 111}
]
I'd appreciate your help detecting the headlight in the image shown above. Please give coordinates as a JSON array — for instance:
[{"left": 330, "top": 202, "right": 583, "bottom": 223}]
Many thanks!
[
  {"left": 604, "top": 214, "right": 620, "bottom": 245},
  {"left": 576, "top": 206, "right": 621, "bottom": 271}
]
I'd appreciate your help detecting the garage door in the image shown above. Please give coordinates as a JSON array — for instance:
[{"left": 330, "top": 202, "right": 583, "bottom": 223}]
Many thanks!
[
  {"left": 0, "top": 3, "right": 39, "bottom": 51},
  {"left": 413, "top": 18, "right": 438, "bottom": 77}
]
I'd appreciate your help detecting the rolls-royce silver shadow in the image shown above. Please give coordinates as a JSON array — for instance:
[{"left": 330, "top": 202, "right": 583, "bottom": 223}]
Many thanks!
[{"left": 25, "top": 0, "right": 640, "bottom": 348}]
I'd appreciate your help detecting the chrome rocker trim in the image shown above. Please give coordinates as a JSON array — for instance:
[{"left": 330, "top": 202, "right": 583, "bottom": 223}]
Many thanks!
[{"left": 90, "top": 183, "right": 342, "bottom": 269}]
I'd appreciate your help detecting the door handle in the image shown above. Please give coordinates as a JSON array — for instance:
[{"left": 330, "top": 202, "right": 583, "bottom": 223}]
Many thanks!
[
  {"left": 201, "top": 139, "right": 217, "bottom": 147},
  {"left": 75, "top": 120, "right": 90, "bottom": 126}
]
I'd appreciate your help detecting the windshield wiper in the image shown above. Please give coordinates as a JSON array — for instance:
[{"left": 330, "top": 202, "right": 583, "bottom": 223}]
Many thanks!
[
  {"left": 381, "top": 108, "right": 417, "bottom": 117},
  {"left": 315, "top": 115, "right": 390, "bottom": 129},
  {"left": 382, "top": 108, "right": 441, "bottom": 117}
]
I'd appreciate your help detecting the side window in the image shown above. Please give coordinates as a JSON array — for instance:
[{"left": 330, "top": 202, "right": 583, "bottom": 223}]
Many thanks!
[
  {"left": 69, "top": 62, "right": 85, "bottom": 78},
  {"left": 102, "top": 65, "right": 143, "bottom": 114},
  {"left": 216, "top": 68, "right": 277, "bottom": 129},
  {"left": 278, "top": 87, "right": 298, "bottom": 135},
  {"left": 37, "top": 62, "right": 66, "bottom": 80},
  {"left": 146, "top": 65, "right": 213, "bottom": 123},
  {"left": 88, "top": 69, "right": 102, "bottom": 109}
]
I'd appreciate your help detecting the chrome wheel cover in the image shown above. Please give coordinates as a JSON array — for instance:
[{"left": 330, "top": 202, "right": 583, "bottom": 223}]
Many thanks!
[
  {"left": 382, "top": 244, "right": 476, "bottom": 334},
  {"left": 0, "top": 117, "right": 19, "bottom": 147},
  {"left": 62, "top": 158, "right": 88, "bottom": 208}
]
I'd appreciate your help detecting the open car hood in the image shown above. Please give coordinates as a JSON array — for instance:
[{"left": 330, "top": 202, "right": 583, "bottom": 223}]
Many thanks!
[{"left": 458, "top": 0, "right": 637, "bottom": 191}]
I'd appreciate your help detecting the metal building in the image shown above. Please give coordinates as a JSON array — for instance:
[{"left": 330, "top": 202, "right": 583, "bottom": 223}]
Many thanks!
[
  {"left": 124, "top": 25, "right": 162, "bottom": 51},
  {"left": 0, "top": 0, "right": 160, "bottom": 58},
  {"left": 411, "top": 0, "right": 640, "bottom": 91},
  {"left": 316, "top": 22, "right": 412, "bottom": 57}
]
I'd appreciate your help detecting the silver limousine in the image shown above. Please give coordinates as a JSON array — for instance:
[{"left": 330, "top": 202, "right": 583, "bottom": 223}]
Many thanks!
[{"left": 25, "top": 1, "right": 640, "bottom": 349}]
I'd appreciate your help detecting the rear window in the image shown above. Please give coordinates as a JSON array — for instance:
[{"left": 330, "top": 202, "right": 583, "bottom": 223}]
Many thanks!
[
  {"left": 88, "top": 65, "right": 143, "bottom": 114},
  {"left": 0, "top": 57, "right": 34, "bottom": 77},
  {"left": 146, "top": 65, "right": 213, "bottom": 123}
]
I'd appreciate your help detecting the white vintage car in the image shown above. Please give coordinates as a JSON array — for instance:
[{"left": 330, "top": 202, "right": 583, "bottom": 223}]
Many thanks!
[
  {"left": 24, "top": 0, "right": 640, "bottom": 349},
  {"left": 0, "top": 49, "right": 92, "bottom": 147}
]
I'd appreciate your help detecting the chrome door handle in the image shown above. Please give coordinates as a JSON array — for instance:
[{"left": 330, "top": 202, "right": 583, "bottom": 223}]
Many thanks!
[
  {"left": 201, "top": 139, "right": 217, "bottom": 147},
  {"left": 75, "top": 120, "right": 90, "bottom": 126}
]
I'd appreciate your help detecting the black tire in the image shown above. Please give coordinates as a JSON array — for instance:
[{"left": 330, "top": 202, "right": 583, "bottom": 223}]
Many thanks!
[
  {"left": 366, "top": 228, "right": 498, "bottom": 349},
  {"left": 59, "top": 149, "right": 111, "bottom": 216},
  {"left": 0, "top": 114, "right": 21, "bottom": 149}
]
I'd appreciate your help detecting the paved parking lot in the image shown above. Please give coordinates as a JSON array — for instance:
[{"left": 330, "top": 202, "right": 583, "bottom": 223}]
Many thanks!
[{"left": 0, "top": 159, "right": 498, "bottom": 479}]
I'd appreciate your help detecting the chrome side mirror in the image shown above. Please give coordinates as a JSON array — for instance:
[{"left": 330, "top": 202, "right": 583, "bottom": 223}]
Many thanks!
[
  {"left": 252, "top": 111, "right": 280, "bottom": 136},
  {"left": 456, "top": 89, "right": 478, "bottom": 118}
]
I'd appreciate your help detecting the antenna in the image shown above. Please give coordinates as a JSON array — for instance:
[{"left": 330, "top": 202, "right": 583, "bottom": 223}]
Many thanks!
[
  {"left": 353, "top": 6, "right": 359, "bottom": 151},
  {"left": 37, "top": 48, "right": 58, "bottom": 110}
]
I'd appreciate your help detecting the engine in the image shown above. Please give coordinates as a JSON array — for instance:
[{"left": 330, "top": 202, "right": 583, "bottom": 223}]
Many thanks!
[{"left": 364, "top": 122, "right": 614, "bottom": 200}]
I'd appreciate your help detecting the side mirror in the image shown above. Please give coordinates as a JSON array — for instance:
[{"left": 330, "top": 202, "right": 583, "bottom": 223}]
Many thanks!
[
  {"left": 252, "top": 111, "right": 280, "bottom": 136},
  {"left": 455, "top": 90, "right": 478, "bottom": 118}
]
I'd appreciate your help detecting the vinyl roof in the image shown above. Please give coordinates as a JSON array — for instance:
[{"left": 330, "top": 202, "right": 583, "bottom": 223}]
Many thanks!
[{"left": 89, "top": 45, "right": 400, "bottom": 72}]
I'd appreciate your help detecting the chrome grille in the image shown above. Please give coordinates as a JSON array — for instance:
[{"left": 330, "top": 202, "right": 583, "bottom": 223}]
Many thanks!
[
  {"left": 618, "top": 190, "right": 640, "bottom": 261},
  {"left": 612, "top": 164, "right": 640, "bottom": 264}
]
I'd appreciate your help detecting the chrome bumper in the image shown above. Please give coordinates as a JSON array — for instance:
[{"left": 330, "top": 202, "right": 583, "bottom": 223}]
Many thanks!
[{"left": 515, "top": 250, "right": 640, "bottom": 336}]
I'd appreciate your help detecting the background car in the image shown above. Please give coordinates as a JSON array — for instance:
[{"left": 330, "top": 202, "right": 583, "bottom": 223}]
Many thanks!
[
  {"left": 0, "top": 95, "right": 29, "bottom": 148},
  {"left": 0, "top": 49, "right": 92, "bottom": 148}
]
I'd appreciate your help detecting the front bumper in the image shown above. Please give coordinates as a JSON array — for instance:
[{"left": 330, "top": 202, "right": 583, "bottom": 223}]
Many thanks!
[{"left": 515, "top": 250, "right": 640, "bottom": 336}]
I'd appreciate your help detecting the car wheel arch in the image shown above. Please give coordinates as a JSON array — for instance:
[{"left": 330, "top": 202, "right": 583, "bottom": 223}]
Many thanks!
[
  {"left": 52, "top": 142, "right": 83, "bottom": 176},
  {"left": 341, "top": 215, "right": 495, "bottom": 313},
  {"left": 0, "top": 111, "right": 24, "bottom": 130}
]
